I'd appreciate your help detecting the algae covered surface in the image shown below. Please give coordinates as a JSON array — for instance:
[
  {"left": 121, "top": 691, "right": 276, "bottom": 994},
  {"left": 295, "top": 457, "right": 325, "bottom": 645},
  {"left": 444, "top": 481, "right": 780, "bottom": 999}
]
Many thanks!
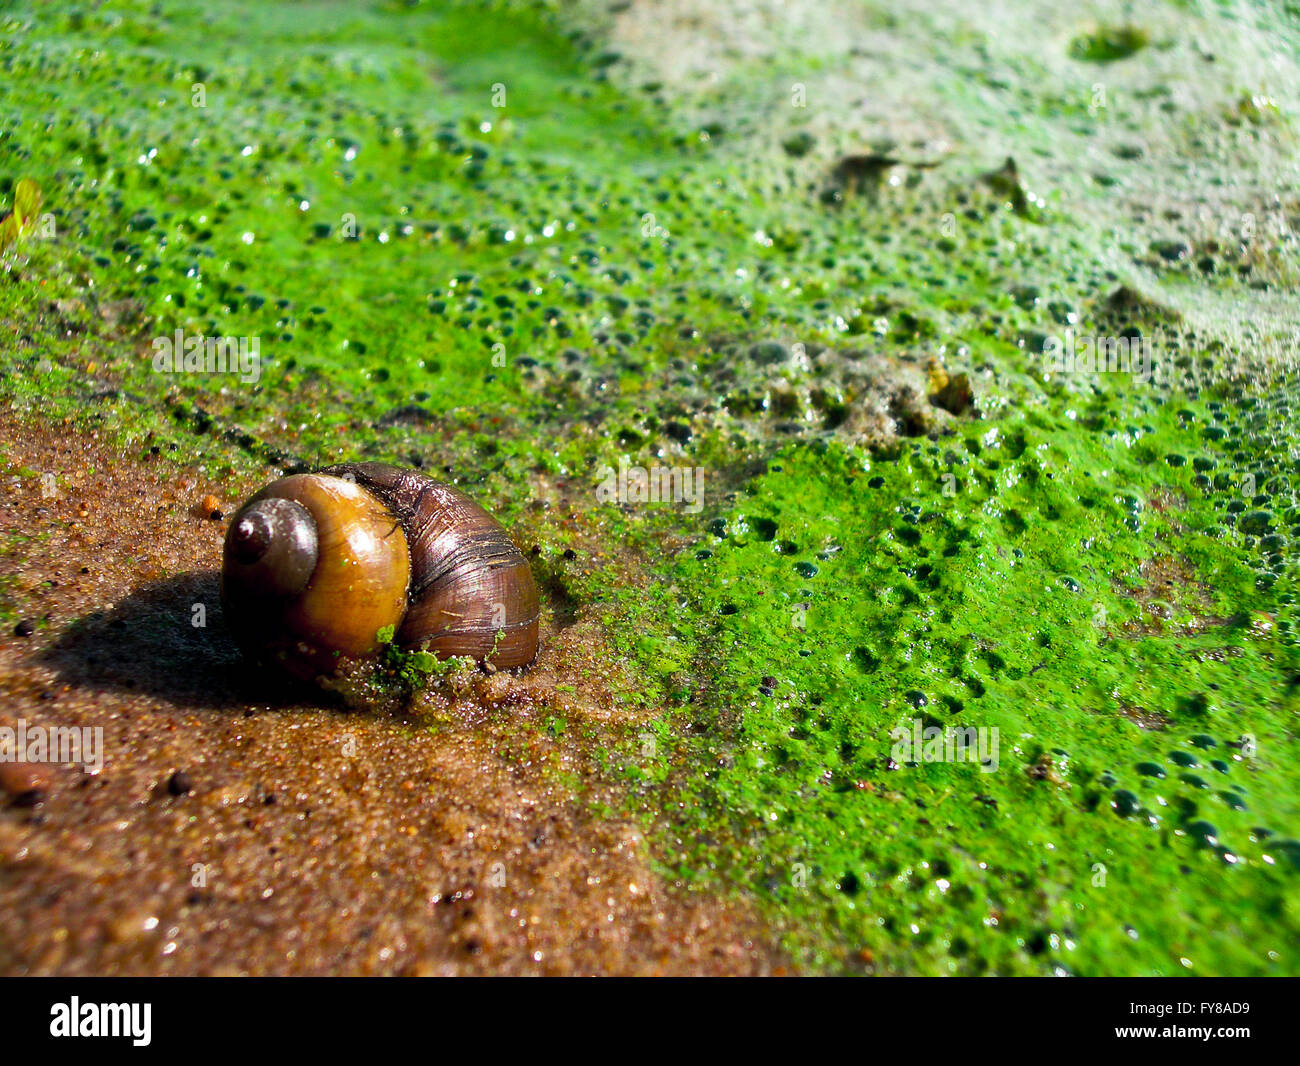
[{"left": 2, "top": 0, "right": 1299, "bottom": 975}]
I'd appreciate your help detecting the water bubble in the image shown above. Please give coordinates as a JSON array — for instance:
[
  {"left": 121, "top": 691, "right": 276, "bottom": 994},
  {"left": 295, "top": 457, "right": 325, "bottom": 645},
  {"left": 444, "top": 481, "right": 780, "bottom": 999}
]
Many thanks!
[{"left": 1112, "top": 790, "right": 1141, "bottom": 816}]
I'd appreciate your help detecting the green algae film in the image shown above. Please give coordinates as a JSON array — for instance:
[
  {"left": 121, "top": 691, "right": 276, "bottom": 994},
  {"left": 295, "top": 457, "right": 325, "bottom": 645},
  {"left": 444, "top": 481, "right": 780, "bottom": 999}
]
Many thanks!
[
  {"left": 614, "top": 388, "right": 1300, "bottom": 975},
  {"left": 2, "top": 0, "right": 1299, "bottom": 975}
]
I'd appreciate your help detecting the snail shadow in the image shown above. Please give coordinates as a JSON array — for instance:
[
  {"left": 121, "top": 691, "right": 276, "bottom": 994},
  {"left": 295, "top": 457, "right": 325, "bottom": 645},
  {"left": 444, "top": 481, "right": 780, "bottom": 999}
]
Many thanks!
[{"left": 43, "top": 572, "right": 302, "bottom": 711}]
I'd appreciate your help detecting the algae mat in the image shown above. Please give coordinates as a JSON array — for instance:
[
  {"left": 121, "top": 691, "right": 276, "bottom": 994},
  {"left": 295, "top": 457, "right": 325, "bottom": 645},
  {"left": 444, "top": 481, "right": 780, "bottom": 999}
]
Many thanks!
[{"left": 1, "top": 0, "right": 1298, "bottom": 975}]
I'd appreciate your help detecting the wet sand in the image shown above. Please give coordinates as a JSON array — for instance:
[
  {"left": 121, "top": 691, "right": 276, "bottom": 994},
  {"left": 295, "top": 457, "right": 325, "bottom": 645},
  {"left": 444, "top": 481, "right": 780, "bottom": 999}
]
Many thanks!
[{"left": 0, "top": 411, "right": 781, "bottom": 975}]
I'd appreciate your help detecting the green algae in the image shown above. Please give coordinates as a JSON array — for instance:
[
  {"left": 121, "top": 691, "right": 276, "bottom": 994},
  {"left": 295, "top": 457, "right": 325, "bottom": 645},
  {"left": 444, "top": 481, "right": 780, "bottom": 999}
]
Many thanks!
[
  {"left": 615, "top": 386, "right": 1300, "bottom": 974},
  {"left": 2, "top": 0, "right": 1299, "bottom": 975},
  {"left": 1068, "top": 25, "right": 1151, "bottom": 64}
]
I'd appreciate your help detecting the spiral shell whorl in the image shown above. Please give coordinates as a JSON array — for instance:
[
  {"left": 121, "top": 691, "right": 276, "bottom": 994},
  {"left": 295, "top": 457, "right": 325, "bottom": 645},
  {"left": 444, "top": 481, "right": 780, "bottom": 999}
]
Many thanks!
[
  {"left": 221, "top": 472, "right": 411, "bottom": 678},
  {"left": 321, "top": 462, "right": 540, "bottom": 669}
]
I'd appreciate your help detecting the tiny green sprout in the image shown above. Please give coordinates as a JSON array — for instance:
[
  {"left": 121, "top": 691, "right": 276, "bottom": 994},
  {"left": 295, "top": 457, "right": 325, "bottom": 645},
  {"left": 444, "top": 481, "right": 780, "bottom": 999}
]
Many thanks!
[
  {"left": 15, "top": 178, "right": 40, "bottom": 221},
  {"left": 483, "top": 625, "right": 506, "bottom": 664},
  {"left": 0, "top": 178, "right": 44, "bottom": 252}
]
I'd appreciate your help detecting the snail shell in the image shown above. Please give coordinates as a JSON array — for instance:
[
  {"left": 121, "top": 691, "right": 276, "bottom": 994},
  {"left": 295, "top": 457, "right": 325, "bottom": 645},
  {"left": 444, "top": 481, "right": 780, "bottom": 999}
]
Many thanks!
[{"left": 220, "top": 462, "right": 539, "bottom": 679}]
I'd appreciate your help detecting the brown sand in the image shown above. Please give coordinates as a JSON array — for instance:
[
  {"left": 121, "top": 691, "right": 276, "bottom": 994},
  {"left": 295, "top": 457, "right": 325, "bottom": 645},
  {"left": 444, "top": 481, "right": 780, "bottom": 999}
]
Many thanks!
[{"left": 0, "top": 411, "right": 781, "bottom": 975}]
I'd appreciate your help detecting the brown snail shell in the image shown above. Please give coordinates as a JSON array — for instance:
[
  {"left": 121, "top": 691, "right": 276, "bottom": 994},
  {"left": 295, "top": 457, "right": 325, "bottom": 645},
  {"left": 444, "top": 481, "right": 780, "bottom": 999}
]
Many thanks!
[{"left": 220, "top": 462, "right": 539, "bottom": 680}]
